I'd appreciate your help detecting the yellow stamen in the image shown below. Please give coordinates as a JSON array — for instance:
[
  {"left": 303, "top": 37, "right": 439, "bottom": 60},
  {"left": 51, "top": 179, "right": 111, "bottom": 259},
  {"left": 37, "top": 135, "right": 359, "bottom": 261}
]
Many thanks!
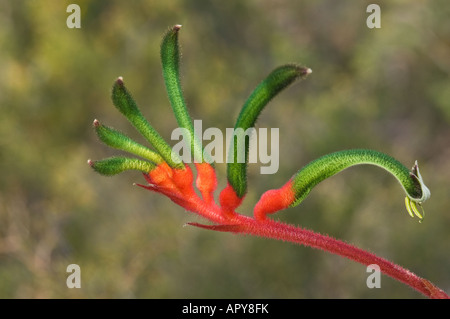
[
  {"left": 411, "top": 201, "right": 424, "bottom": 220},
  {"left": 404, "top": 197, "right": 424, "bottom": 222},
  {"left": 405, "top": 197, "right": 415, "bottom": 218}
]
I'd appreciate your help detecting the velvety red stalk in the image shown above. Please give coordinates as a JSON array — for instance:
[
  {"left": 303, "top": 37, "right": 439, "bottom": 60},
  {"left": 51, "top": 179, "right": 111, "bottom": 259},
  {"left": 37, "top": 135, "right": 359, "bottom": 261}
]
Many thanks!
[
  {"left": 139, "top": 162, "right": 449, "bottom": 299},
  {"left": 225, "top": 219, "right": 449, "bottom": 299},
  {"left": 191, "top": 210, "right": 449, "bottom": 298}
]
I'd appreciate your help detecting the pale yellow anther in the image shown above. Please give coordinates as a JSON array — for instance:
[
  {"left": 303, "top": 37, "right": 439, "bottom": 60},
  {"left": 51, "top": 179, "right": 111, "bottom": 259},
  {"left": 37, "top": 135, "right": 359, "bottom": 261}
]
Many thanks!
[
  {"left": 405, "top": 197, "right": 415, "bottom": 218},
  {"left": 404, "top": 197, "right": 424, "bottom": 222}
]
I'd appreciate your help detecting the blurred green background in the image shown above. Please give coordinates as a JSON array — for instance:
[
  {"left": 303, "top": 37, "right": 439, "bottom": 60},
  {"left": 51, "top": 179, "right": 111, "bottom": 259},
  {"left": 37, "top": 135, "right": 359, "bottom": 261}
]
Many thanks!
[{"left": 0, "top": 0, "right": 449, "bottom": 298}]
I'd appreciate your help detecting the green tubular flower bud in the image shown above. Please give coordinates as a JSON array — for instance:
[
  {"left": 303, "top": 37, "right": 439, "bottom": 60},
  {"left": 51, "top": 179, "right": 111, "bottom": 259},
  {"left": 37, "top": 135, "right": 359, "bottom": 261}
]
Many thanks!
[
  {"left": 93, "top": 119, "right": 164, "bottom": 164},
  {"left": 111, "top": 77, "right": 183, "bottom": 168},
  {"left": 290, "top": 149, "right": 430, "bottom": 221},
  {"left": 227, "top": 64, "right": 312, "bottom": 198},
  {"left": 88, "top": 157, "right": 154, "bottom": 176},
  {"left": 160, "top": 24, "right": 204, "bottom": 163}
]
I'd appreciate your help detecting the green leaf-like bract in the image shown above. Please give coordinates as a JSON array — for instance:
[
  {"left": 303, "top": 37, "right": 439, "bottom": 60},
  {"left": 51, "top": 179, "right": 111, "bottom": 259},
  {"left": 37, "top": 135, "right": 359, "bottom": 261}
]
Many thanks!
[
  {"left": 89, "top": 157, "right": 154, "bottom": 176},
  {"left": 111, "top": 78, "right": 183, "bottom": 168},
  {"left": 227, "top": 64, "right": 312, "bottom": 198},
  {"left": 161, "top": 25, "right": 204, "bottom": 163},
  {"left": 94, "top": 120, "right": 164, "bottom": 164},
  {"left": 290, "top": 149, "right": 425, "bottom": 207}
]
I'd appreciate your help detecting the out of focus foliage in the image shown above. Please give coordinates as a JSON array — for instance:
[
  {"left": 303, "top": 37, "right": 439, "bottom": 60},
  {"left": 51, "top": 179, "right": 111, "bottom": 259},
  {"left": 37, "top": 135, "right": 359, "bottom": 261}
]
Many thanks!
[{"left": 0, "top": 1, "right": 449, "bottom": 298}]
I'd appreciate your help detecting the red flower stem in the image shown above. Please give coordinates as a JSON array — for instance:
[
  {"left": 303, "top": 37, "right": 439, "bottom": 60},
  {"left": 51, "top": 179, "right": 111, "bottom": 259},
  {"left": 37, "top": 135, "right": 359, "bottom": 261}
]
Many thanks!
[
  {"left": 141, "top": 164, "right": 447, "bottom": 299},
  {"left": 239, "top": 218, "right": 448, "bottom": 299},
  {"left": 183, "top": 193, "right": 448, "bottom": 299}
]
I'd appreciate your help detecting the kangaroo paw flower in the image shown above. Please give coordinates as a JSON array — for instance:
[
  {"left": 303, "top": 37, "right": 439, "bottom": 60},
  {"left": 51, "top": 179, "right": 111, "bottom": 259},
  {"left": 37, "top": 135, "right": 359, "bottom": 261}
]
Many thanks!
[{"left": 88, "top": 25, "right": 447, "bottom": 299}]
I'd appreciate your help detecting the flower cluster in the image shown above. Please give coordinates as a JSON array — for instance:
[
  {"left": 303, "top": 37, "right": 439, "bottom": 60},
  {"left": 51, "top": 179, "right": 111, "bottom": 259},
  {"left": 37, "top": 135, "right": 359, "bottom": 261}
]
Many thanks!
[{"left": 89, "top": 25, "right": 447, "bottom": 298}]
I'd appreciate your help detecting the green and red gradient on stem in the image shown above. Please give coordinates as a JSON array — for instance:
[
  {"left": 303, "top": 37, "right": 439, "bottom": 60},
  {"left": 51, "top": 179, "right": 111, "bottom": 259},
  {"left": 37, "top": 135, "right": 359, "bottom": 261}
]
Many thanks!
[{"left": 89, "top": 25, "right": 447, "bottom": 298}]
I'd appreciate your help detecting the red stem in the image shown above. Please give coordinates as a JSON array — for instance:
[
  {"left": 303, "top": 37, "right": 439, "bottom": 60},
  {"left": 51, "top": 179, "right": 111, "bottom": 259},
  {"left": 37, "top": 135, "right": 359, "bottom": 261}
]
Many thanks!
[
  {"left": 240, "top": 219, "right": 448, "bottom": 298},
  {"left": 186, "top": 195, "right": 449, "bottom": 298},
  {"left": 142, "top": 166, "right": 449, "bottom": 299}
]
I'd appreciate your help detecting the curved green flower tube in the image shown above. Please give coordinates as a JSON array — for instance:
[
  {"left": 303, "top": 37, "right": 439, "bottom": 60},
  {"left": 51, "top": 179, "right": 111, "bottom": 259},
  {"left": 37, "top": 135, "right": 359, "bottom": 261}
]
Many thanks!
[
  {"left": 93, "top": 119, "right": 164, "bottom": 165},
  {"left": 290, "top": 149, "right": 430, "bottom": 221},
  {"left": 88, "top": 157, "right": 154, "bottom": 176},
  {"left": 111, "top": 77, "right": 183, "bottom": 168},
  {"left": 161, "top": 25, "right": 205, "bottom": 163},
  {"left": 227, "top": 64, "right": 312, "bottom": 198}
]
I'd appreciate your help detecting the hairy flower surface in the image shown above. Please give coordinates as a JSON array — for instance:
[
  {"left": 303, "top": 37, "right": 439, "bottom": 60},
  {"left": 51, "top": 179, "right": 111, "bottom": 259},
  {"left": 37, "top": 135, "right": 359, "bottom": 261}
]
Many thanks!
[{"left": 89, "top": 25, "right": 447, "bottom": 299}]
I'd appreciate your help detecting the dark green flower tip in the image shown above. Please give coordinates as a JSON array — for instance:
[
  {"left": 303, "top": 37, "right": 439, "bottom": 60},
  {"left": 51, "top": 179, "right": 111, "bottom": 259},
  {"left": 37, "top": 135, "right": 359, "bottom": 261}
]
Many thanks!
[
  {"left": 112, "top": 76, "right": 139, "bottom": 118},
  {"left": 408, "top": 161, "right": 431, "bottom": 203},
  {"left": 404, "top": 161, "right": 430, "bottom": 222},
  {"left": 160, "top": 25, "right": 187, "bottom": 128},
  {"left": 227, "top": 64, "right": 312, "bottom": 198},
  {"left": 93, "top": 119, "right": 164, "bottom": 164},
  {"left": 234, "top": 64, "right": 312, "bottom": 131},
  {"left": 88, "top": 157, "right": 155, "bottom": 176},
  {"left": 160, "top": 24, "right": 205, "bottom": 163}
]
